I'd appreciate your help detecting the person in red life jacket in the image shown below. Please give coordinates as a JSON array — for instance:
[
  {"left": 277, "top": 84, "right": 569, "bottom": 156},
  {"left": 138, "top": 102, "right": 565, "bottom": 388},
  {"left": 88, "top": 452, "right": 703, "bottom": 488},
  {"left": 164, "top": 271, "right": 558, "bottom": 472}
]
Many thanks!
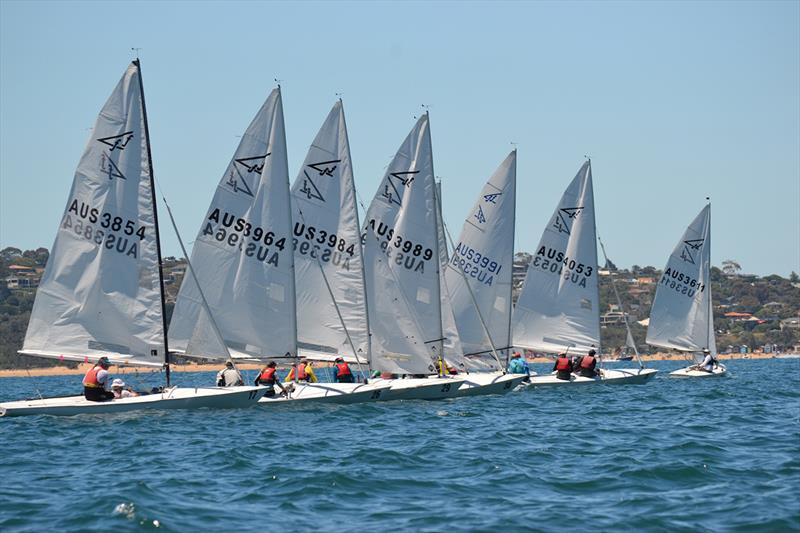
[
  {"left": 333, "top": 357, "right": 354, "bottom": 383},
  {"left": 83, "top": 356, "right": 115, "bottom": 401},
  {"left": 552, "top": 353, "right": 573, "bottom": 381},
  {"left": 577, "top": 349, "right": 599, "bottom": 378},
  {"left": 284, "top": 359, "right": 318, "bottom": 383},
  {"left": 254, "top": 361, "right": 286, "bottom": 397}
]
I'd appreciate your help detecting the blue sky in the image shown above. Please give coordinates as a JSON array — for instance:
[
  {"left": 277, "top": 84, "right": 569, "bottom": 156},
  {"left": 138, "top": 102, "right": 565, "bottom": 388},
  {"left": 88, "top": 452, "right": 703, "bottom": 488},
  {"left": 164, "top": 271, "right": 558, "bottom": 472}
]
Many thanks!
[{"left": 1, "top": 0, "right": 798, "bottom": 276}]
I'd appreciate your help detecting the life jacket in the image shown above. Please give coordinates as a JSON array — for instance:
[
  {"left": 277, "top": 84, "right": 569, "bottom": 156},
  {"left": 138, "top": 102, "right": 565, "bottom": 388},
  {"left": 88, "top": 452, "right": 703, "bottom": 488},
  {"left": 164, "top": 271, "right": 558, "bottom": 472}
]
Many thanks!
[
  {"left": 259, "top": 367, "right": 277, "bottom": 384},
  {"left": 556, "top": 357, "right": 571, "bottom": 371},
  {"left": 83, "top": 366, "right": 103, "bottom": 388},
  {"left": 580, "top": 355, "right": 596, "bottom": 369},
  {"left": 335, "top": 362, "right": 351, "bottom": 377},
  {"left": 295, "top": 364, "right": 309, "bottom": 381}
]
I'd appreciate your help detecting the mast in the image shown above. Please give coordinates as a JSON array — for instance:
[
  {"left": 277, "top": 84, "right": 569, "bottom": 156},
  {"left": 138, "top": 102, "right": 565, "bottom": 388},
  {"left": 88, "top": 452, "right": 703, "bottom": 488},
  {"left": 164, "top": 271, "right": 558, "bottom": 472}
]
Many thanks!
[
  {"left": 134, "top": 58, "right": 171, "bottom": 386},
  {"left": 426, "top": 111, "right": 446, "bottom": 375},
  {"left": 506, "top": 148, "right": 517, "bottom": 368},
  {"left": 588, "top": 158, "right": 601, "bottom": 356},
  {"left": 706, "top": 199, "right": 713, "bottom": 353}
]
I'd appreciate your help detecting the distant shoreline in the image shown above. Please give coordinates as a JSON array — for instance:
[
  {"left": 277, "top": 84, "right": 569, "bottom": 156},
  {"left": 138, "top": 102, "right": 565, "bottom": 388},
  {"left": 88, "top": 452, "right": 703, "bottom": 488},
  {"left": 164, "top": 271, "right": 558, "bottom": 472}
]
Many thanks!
[{"left": 0, "top": 352, "right": 785, "bottom": 378}]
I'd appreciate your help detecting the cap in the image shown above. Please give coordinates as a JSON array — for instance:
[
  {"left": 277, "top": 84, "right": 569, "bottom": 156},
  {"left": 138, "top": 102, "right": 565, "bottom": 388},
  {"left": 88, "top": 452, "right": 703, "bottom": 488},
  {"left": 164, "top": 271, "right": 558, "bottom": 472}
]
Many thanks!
[
  {"left": 225, "top": 360, "right": 234, "bottom": 368},
  {"left": 588, "top": 349, "right": 596, "bottom": 356},
  {"left": 335, "top": 357, "right": 344, "bottom": 363},
  {"left": 98, "top": 356, "right": 111, "bottom": 368},
  {"left": 111, "top": 378, "right": 125, "bottom": 388}
]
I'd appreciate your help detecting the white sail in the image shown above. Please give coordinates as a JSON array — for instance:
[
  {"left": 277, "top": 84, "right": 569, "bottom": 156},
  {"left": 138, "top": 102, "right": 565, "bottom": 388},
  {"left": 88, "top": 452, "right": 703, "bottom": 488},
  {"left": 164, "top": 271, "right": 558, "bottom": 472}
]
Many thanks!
[
  {"left": 512, "top": 161, "right": 600, "bottom": 355},
  {"left": 291, "top": 101, "right": 369, "bottom": 363},
  {"left": 435, "top": 182, "right": 466, "bottom": 371},
  {"left": 646, "top": 204, "right": 715, "bottom": 357},
  {"left": 169, "top": 88, "right": 296, "bottom": 360},
  {"left": 362, "top": 114, "right": 443, "bottom": 374},
  {"left": 21, "top": 62, "right": 165, "bottom": 368},
  {"left": 445, "top": 152, "right": 516, "bottom": 369}
]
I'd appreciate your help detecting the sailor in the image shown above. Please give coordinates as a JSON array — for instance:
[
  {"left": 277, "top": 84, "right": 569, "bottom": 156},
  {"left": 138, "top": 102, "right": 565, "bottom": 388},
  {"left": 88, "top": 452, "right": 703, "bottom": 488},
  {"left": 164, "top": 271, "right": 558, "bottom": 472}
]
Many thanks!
[
  {"left": 285, "top": 360, "right": 318, "bottom": 383},
  {"left": 254, "top": 361, "right": 286, "bottom": 397},
  {"left": 697, "top": 349, "right": 716, "bottom": 372},
  {"left": 333, "top": 357, "right": 354, "bottom": 383},
  {"left": 111, "top": 378, "right": 139, "bottom": 399},
  {"left": 216, "top": 360, "right": 244, "bottom": 387},
  {"left": 507, "top": 351, "right": 531, "bottom": 379},
  {"left": 553, "top": 353, "right": 573, "bottom": 381},
  {"left": 577, "top": 349, "right": 599, "bottom": 378},
  {"left": 83, "top": 356, "right": 115, "bottom": 401}
]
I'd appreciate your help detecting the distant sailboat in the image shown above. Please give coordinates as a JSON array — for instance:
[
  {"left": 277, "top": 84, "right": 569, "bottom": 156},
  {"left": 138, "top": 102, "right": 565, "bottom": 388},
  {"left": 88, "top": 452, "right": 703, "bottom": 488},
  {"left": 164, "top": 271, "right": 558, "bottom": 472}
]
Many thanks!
[
  {"left": 646, "top": 203, "right": 726, "bottom": 377},
  {"left": 0, "top": 61, "right": 267, "bottom": 416},
  {"left": 512, "top": 160, "right": 657, "bottom": 385}
]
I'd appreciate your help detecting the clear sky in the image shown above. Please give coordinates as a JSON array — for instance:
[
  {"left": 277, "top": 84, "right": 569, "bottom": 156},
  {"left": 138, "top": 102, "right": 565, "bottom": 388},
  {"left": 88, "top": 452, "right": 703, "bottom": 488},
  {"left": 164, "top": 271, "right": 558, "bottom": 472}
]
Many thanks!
[{"left": 1, "top": 0, "right": 798, "bottom": 276}]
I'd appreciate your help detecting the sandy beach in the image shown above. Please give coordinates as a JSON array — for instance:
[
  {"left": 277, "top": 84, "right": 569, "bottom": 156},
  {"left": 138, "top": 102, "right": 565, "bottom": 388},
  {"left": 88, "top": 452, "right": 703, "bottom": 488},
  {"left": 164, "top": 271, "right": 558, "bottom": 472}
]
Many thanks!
[{"left": 0, "top": 352, "right": 782, "bottom": 378}]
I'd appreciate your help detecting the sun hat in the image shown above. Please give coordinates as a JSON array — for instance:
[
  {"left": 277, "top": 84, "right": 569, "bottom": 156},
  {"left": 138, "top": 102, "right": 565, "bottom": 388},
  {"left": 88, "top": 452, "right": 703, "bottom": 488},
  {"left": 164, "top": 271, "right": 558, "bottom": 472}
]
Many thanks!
[{"left": 111, "top": 378, "right": 125, "bottom": 388}]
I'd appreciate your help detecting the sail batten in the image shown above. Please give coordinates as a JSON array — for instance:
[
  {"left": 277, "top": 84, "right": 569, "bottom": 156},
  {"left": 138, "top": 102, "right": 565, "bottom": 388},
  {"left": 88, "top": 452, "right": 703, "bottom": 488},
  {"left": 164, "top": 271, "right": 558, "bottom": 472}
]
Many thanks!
[
  {"left": 22, "top": 62, "right": 165, "bottom": 367},
  {"left": 512, "top": 161, "right": 600, "bottom": 355}
]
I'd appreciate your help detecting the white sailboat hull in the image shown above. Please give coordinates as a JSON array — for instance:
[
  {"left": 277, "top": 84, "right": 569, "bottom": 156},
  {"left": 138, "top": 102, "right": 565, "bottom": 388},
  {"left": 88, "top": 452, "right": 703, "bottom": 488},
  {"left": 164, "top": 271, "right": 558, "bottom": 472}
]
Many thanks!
[
  {"left": 369, "top": 377, "right": 466, "bottom": 401},
  {"left": 0, "top": 386, "right": 268, "bottom": 417},
  {"left": 258, "top": 381, "right": 392, "bottom": 405},
  {"left": 528, "top": 368, "right": 658, "bottom": 386},
  {"left": 451, "top": 372, "right": 528, "bottom": 397},
  {"left": 669, "top": 364, "right": 727, "bottom": 378}
]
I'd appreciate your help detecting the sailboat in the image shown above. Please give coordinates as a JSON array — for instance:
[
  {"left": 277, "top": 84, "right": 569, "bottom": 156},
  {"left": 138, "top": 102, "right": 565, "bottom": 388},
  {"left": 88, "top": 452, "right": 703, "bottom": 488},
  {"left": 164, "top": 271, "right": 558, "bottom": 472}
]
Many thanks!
[
  {"left": 361, "top": 113, "right": 466, "bottom": 400},
  {"left": 512, "top": 160, "right": 657, "bottom": 386},
  {"left": 646, "top": 203, "right": 726, "bottom": 377},
  {"left": 0, "top": 61, "right": 267, "bottom": 416},
  {"left": 439, "top": 152, "right": 528, "bottom": 395}
]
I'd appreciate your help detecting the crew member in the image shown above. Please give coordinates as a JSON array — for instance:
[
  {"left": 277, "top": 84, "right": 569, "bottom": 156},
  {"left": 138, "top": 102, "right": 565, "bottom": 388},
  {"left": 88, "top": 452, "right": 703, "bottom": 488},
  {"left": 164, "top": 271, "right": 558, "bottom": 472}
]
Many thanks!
[
  {"left": 553, "top": 353, "right": 573, "bottom": 381},
  {"left": 111, "top": 378, "right": 139, "bottom": 399},
  {"left": 697, "top": 349, "right": 717, "bottom": 372},
  {"left": 333, "top": 357, "right": 354, "bottom": 383},
  {"left": 284, "top": 360, "right": 318, "bottom": 383},
  {"left": 577, "top": 349, "right": 599, "bottom": 378},
  {"left": 216, "top": 360, "right": 244, "bottom": 387},
  {"left": 254, "top": 361, "right": 286, "bottom": 397},
  {"left": 83, "top": 356, "right": 115, "bottom": 401},
  {"left": 508, "top": 352, "right": 531, "bottom": 379}
]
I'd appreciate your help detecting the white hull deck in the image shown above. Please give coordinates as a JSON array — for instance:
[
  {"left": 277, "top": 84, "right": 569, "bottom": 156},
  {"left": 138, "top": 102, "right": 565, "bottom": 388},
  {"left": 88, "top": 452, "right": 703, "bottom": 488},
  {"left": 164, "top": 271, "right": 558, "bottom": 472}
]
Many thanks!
[
  {"left": 451, "top": 372, "right": 528, "bottom": 397},
  {"left": 529, "top": 368, "right": 658, "bottom": 387},
  {"left": 669, "top": 364, "right": 727, "bottom": 378},
  {"left": 370, "top": 377, "right": 466, "bottom": 401},
  {"left": 258, "top": 381, "right": 392, "bottom": 405},
  {"left": 0, "top": 386, "right": 268, "bottom": 417}
]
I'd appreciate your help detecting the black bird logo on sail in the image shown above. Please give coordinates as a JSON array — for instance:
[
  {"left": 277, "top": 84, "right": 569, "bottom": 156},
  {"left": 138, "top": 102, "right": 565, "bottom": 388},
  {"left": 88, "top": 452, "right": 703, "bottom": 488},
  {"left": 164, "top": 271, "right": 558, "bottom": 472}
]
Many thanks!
[
  {"left": 227, "top": 154, "right": 270, "bottom": 197},
  {"left": 483, "top": 192, "right": 502, "bottom": 204},
  {"left": 299, "top": 159, "right": 341, "bottom": 202},
  {"left": 382, "top": 171, "right": 418, "bottom": 207},
  {"left": 680, "top": 239, "right": 705, "bottom": 264},
  {"left": 97, "top": 131, "right": 134, "bottom": 152},
  {"left": 553, "top": 207, "right": 584, "bottom": 234}
]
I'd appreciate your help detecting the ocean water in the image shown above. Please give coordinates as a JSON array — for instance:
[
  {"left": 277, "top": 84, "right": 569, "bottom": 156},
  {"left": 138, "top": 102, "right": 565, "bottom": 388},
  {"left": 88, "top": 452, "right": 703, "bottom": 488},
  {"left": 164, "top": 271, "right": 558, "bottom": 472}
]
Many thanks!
[{"left": 0, "top": 358, "right": 798, "bottom": 532}]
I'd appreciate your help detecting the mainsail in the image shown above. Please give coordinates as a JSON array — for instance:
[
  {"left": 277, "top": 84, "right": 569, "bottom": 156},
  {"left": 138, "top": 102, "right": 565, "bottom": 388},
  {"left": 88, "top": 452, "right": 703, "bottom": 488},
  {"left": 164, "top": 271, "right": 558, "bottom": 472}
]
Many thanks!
[
  {"left": 169, "top": 88, "right": 296, "bottom": 360},
  {"left": 445, "top": 151, "right": 516, "bottom": 369},
  {"left": 512, "top": 160, "right": 600, "bottom": 354},
  {"left": 646, "top": 204, "right": 715, "bottom": 358},
  {"left": 22, "top": 61, "right": 165, "bottom": 368},
  {"left": 362, "top": 114, "right": 443, "bottom": 374},
  {"left": 291, "top": 101, "right": 369, "bottom": 363}
]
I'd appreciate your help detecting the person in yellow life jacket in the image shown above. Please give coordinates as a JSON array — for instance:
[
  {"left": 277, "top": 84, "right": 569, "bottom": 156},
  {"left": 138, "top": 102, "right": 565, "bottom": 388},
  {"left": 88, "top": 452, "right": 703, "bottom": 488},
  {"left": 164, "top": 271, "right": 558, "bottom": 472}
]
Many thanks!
[
  {"left": 333, "top": 357, "right": 354, "bottom": 383},
  {"left": 553, "top": 353, "right": 573, "bottom": 381},
  {"left": 284, "top": 360, "right": 318, "bottom": 383},
  {"left": 254, "top": 361, "right": 286, "bottom": 397},
  {"left": 83, "top": 356, "right": 115, "bottom": 401},
  {"left": 577, "top": 349, "right": 599, "bottom": 378}
]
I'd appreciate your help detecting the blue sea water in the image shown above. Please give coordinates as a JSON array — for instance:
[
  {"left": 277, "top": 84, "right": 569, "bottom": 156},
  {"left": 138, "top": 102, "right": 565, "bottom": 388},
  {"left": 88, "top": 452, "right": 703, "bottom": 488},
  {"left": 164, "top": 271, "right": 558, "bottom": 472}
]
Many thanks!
[{"left": 1, "top": 358, "right": 798, "bottom": 532}]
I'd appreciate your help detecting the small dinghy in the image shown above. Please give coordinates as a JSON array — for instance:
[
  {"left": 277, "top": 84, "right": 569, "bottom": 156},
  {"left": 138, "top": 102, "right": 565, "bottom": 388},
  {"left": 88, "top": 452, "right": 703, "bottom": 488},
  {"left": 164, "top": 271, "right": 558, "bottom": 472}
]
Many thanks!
[
  {"left": 449, "top": 372, "right": 528, "bottom": 396},
  {"left": 259, "top": 381, "right": 392, "bottom": 404},
  {"left": 528, "top": 367, "right": 658, "bottom": 387},
  {"left": 645, "top": 203, "right": 727, "bottom": 379}
]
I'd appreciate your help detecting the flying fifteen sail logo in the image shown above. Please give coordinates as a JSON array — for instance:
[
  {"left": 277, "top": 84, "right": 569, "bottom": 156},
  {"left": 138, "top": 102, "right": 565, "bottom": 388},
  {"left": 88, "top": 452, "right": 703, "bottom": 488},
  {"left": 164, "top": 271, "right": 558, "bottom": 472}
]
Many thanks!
[
  {"left": 300, "top": 159, "right": 341, "bottom": 202},
  {"left": 553, "top": 207, "right": 584, "bottom": 234},
  {"left": 680, "top": 239, "right": 704, "bottom": 264},
  {"left": 227, "top": 154, "right": 270, "bottom": 197},
  {"left": 96, "top": 132, "right": 135, "bottom": 180},
  {"left": 474, "top": 205, "right": 486, "bottom": 224},
  {"left": 483, "top": 192, "right": 502, "bottom": 204},
  {"left": 382, "top": 171, "right": 418, "bottom": 206}
]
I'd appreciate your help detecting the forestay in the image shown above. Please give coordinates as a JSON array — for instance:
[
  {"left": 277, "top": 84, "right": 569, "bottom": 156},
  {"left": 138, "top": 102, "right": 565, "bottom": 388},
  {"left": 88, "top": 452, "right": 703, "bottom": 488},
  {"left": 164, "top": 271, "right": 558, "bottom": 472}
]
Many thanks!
[
  {"left": 22, "top": 62, "right": 164, "bottom": 368},
  {"left": 512, "top": 161, "right": 600, "bottom": 355},
  {"left": 291, "top": 101, "right": 369, "bottom": 363},
  {"left": 445, "top": 152, "right": 516, "bottom": 369},
  {"left": 362, "top": 114, "right": 443, "bottom": 375},
  {"left": 169, "top": 89, "right": 296, "bottom": 360},
  {"left": 646, "top": 204, "right": 716, "bottom": 358}
]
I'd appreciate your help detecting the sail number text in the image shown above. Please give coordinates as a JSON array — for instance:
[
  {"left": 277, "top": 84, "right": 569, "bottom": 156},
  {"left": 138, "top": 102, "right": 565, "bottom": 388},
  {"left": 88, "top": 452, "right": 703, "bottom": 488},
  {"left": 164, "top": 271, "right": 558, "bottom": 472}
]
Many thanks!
[
  {"left": 60, "top": 199, "right": 146, "bottom": 258},
  {"left": 363, "top": 218, "right": 433, "bottom": 273},
  {"left": 450, "top": 242, "right": 502, "bottom": 286},
  {"left": 203, "top": 208, "right": 286, "bottom": 267},
  {"left": 531, "top": 246, "right": 593, "bottom": 288},
  {"left": 660, "top": 267, "right": 706, "bottom": 298}
]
